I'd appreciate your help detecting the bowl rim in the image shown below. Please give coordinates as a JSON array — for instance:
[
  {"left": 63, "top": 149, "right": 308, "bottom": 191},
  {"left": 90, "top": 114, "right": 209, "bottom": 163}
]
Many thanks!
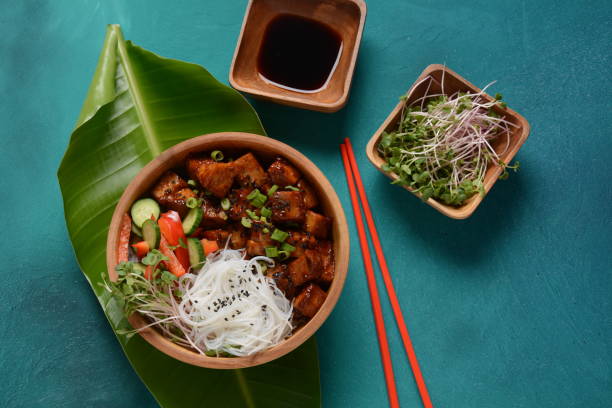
[
  {"left": 228, "top": 0, "right": 367, "bottom": 113},
  {"left": 365, "top": 64, "right": 530, "bottom": 219},
  {"left": 106, "top": 132, "right": 350, "bottom": 369}
]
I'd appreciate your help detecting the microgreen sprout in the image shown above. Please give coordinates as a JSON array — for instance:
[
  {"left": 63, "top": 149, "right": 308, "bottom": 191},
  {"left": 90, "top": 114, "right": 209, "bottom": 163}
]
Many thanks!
[
  {"left": 141, "top": 249, "right": 168, "bottom": 268},
  {"left": 103, "top": 262, "right": 187, "bottom": 345},
  {"left": 378, "top": 75, "right": 519, "bottom": 206}
]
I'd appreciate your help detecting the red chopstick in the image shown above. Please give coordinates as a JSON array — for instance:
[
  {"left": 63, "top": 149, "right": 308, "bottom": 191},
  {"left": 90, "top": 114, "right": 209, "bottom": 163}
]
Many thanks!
[
  {"left": 341, "top": 139, "right": 434, "bottom": 408},
  {"left": 340, "top": 144, "right": 400, "bottom": 408}
]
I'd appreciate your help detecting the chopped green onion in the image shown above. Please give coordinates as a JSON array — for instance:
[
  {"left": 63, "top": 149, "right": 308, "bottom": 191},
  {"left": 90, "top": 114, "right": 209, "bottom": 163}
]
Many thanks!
[
  {"left": 241, "top": 217, "right": 252, "bottom": 228},
  {"left": 220, "top": 198, "right": 231, "bottom": 211},
  {"left": 281, "top": 242, "right": 296, "bottom": 253},
  {"left": 259, "top": 216, "right": 267, "bottom": 223},
  {"left": 260, "top": 207, "right": 272, "bottom": 218},
  {"left": 271, "top": 228, "right": 289, "bottom": 242},
  {"left": 186, "top": 197, "right": 200, "bottom": 208},
  {"left": 251, "top": 195, "right": 267, "bottom": 208},
  {"left": 285, "top": 185, "right": 300, "bottom": 191},
  {"left": 187, "top": 179, "right": 197, "bottom": 187},
  {"left": 267, "top": 185, "right": 279, "bottom": 197},
  {"left": 246, "top": 209, "right": 259, "bottom": 220},
  {"left": 211, "top": 150, "right": 224, "bottom": 162},
  {"left": 247, "top": 188, "right": 267, "bottom": 208},
  {"left": 277, "top": 250, "right": 290, "bottom": 261},
  {"left": 265, "top": 247, "right": 278, "bottom": 258},
  {"left": 247, "top": 189, "right": 260, "bottom": 200},
  {"left": 263, "top": 227, "right": 270, "bottom": 234}
]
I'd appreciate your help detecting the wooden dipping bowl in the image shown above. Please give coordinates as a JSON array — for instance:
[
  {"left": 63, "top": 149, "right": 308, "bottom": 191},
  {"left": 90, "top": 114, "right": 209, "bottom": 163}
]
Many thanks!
[
  {"left": 106, "top": 132, "right": 349, "bottom": 369},
  {"left": 229, "top": 0, "right": 367, "bottom": 112},
  {"left": 366, "top": 64, "right": 530, "bottom": 219}
]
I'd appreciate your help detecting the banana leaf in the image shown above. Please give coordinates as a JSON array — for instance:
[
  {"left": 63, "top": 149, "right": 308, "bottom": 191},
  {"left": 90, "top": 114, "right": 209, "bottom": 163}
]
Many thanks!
[{"left": 58, "top": 25, "right": 320, "bottom": 408}]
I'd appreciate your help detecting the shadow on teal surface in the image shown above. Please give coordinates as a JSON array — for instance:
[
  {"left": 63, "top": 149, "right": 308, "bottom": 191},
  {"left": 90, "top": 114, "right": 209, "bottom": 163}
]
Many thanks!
[
  {"left": 374, "top": 171, "right": 531, "bottom": 267},
  {"left": 250, "top": 98, "right": 350, "bottom": 155}
]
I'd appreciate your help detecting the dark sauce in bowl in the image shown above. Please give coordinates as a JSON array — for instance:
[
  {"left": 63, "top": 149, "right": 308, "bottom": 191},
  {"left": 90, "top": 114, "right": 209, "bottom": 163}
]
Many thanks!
[{"left": 257, "top": 14, "right": 342, "bottom": 92}]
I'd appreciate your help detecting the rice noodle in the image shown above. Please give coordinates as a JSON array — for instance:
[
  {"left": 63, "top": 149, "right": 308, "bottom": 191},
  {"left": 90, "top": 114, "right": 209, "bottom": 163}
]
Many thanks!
[{"left": 172, "top": 249, "right": 293, "bottom": 356}]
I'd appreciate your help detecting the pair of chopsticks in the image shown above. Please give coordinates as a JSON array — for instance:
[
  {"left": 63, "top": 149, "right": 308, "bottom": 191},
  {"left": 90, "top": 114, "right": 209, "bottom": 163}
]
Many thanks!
[{"left": 340, "top": 138, "right": 433, "bottom": 408}]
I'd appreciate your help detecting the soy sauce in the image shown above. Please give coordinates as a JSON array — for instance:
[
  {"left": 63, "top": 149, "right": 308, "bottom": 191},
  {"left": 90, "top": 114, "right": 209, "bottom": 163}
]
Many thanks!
[{"left": 257, "top": 14, "right": 342, "bottom": 92}]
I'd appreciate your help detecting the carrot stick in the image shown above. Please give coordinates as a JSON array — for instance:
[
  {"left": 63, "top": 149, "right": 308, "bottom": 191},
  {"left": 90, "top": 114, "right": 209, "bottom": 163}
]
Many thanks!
[
  {"left": 340, "top": 143, "right": 400, "bottom": 408},
  {"left": 200, "top": 239, "right": 219, "bottom": 256},
  {"left": 345, "top": 138, "right": 434, "bottom": 408},
  {"left": 116, "top": 213, "right": 132, "bottom": 264}
]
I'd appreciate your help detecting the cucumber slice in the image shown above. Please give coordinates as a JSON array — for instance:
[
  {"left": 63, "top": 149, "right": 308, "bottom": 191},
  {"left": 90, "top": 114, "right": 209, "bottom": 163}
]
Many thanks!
[
  {"left": 131, "top": 198, "right": 160, "bottom": 228},
  {"left": 182, "top": 207, "right": 203, "bottom": 235},
  {"left": 131, "top": 222, "right": 143, "bottom": 238},
  {"left": 187, "top": 237, "right": 205, "bottom": 268},
  {"left": 142, "top": 219, "right": 161, "bottom": 249}
]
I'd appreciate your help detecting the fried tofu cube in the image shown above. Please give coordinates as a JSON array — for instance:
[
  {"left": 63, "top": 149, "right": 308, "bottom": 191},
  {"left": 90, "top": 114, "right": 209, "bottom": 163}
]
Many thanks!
[
  {"left": 267, "top": 157, "right": 301, "bottom": 187},
  {"left": 246, "top": 240, "right": 264, "bottom": 257},
  {"left": 297, "top": 179, "right": 319, "bottom": 209},
  {"left": 288, "top": 249, "right": 322, "bottom": 287},
  {"left": 194, "top": 159, "right": 235, "bottom": 198},
  {"left": 318, "top": 241, "right": 334, "bottom": 284},
  {"left": 228, "top": 188, "right": 251, "bottom": 221},
  {"left": 250, "top": 224, "right": 273, "bottom": 244},
  {"left": 234, "top": 152, "right": 268, "bottom": 187},
  {"left": 151, "top": 171, "right": 195, "bottom": 217},
  {"left": 304, "top": 210, "right": 331, "bottom": 239},
  {"left": 286, "top": 230, "right": 317, "bottom": 258},
  {"left": 228, "top": 225, "right": 247, "bottom": 249},
  {"left": 173, "top": 188, "right": 197, "bottom": 217},
  {"left": 269, "top": 264, "right": 296, "bottom": 298},
  {"left": 200, "top": 198, "right": 228, "bottom": 228},
  {"left": 151, "top": 171, "right": 188, "bottom": 202},
  {"left": 287, "top": 255, "right": 309, "bottom": 286},
  {"left": 202, "top": 229, "right": 230, "bottom": 246},
  {"left": 246, "top": 224, "right": 274, "bottom": 256},
  {"left": 186, "top": 155, "right": 208, "bottom": 182},
  {"left": 269, "top": 191, "right": 305, "bottom": 224},
  {"left": 293, "top": 283, "right": 327, "bottom": 317}
]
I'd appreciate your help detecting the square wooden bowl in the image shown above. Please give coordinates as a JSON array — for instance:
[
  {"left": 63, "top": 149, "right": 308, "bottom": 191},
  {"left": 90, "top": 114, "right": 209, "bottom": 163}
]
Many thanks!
[
  {"left": 229, "top": 0, "right": 366, "bottom": 113},
  {"left": 366, "top": 64, "right": 530, "bottom": 219}
]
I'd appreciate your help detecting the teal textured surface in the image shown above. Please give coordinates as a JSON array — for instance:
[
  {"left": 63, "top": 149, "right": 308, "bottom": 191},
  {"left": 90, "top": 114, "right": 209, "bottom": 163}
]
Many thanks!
[{"left": 1, "top": 1, "right": 610, "bottom": 407}]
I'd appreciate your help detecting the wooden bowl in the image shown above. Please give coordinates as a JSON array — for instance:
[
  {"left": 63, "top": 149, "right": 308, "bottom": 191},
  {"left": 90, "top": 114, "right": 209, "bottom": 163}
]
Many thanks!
[
  {"left": 366, "top": 64, "right": 530, "bottom": 219},
  {"left": 106, "top": 132, "right": 350, "bottom": 369},
  {"left": 229, "top": 0, "right": 366, "bottom": 113}
]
